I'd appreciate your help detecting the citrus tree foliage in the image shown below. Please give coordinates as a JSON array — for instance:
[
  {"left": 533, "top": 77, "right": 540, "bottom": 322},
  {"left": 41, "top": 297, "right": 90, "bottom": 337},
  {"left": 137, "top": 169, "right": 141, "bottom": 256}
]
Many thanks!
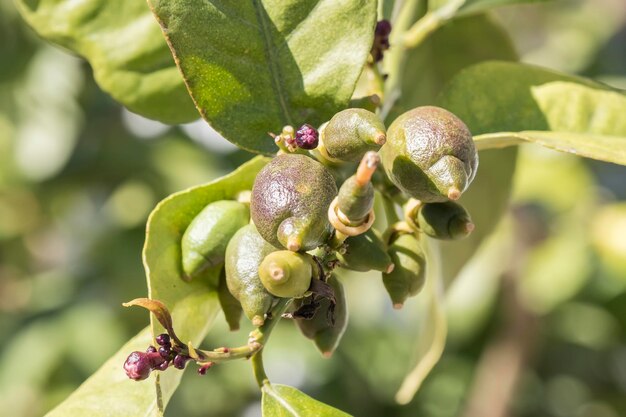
[{"left": 14, "top": 0, "right": 626, "bottom": 416}]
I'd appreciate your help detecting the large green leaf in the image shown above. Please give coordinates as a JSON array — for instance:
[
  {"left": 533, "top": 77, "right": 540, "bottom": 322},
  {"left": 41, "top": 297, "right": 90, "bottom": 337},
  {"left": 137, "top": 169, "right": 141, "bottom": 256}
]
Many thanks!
[
  {"left": 148, "top": 0, "right": 377, "bottom": 155},
  {"left": 44, "top": 327, "right": 162, "bottom": 417},
  {"left": 262, "top": 384, "right": 352, "bottom": 417},
  {"left": 44, "top": 157, "right": 270, "bottom": 417},
  {"left": 441, "top": 61, "right": 626, "bottom": 166},
  {"left": 385, "top": 13, "right": 517, "bottom": 121},
  {"left": 15, "top": 0, "right": 197, "bottom": 124}
]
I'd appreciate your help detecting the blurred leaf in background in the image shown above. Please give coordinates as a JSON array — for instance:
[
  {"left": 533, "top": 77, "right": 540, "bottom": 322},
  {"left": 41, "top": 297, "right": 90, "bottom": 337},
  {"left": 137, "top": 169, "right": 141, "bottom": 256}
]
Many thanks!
[{"left": 0, "top": 0, "right": 625, "bottom": 416}]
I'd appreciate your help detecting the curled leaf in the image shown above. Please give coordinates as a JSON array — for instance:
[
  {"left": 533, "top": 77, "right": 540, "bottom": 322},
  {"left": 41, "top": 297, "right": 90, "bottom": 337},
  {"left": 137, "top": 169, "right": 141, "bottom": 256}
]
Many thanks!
[{"left": 122, "top": 298, "right": 182, "bottom": 346}]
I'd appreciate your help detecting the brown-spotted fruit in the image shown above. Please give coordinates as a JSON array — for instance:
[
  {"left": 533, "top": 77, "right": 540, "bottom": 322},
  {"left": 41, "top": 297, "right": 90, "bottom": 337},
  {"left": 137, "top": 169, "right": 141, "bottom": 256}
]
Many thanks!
[
  {"left": 251, "top": 154, "right": 337, "bottom": 252},
  {"left": 380, "top": 106, "right": 478, "bottom": 202}
]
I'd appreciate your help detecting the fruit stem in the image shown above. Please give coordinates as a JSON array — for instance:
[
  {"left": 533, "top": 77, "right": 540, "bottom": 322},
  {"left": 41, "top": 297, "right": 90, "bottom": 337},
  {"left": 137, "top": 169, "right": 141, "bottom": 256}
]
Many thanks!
[
  {"left": 249, "top": 298, "right": 292, "bottom": 388},
  {"left": 383, "top": 196, "right": 400, "bottom": 225},
  {"left": 402, "top": 0, "right": 463, "bottom": 48}
]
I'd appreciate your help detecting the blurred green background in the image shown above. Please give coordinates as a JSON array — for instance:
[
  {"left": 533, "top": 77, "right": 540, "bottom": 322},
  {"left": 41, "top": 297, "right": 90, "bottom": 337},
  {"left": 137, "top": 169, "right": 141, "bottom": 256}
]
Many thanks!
[{"left": 1, "top": 0, "right": 626, "bottom": 416}]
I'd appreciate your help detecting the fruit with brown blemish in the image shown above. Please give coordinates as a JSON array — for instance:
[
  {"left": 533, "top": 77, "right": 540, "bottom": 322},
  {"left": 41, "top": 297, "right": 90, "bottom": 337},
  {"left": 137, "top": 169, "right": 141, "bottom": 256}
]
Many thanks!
[
  {"left": 380, "top": 106, "right": 478, "bottom": 202},
  {"left": 251, "top": 154, "right": 337, "bottom": 252}
]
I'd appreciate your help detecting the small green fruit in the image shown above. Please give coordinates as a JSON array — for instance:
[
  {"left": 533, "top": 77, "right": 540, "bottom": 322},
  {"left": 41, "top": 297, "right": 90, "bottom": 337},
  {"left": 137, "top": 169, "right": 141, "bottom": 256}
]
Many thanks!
[
  {"left": 321, "top": 108, "right": 386, "bottom": 162},
  {"left": 380, "top": 106, "right": 478, "bottom": 202},
  {"left": 225, "top": 224, "right": 278, "bottom": 326},
  {"left": 416, "top": 201, "right": 474, "bottom": 240},
  {"left": 337, "top": 229, "right": 393, "bottom": 273},
  {"left": 383, "top": 233, "right": 426, "bottom": 308},
  {"left": 295, "top": 275, "right": 348, "bottom": 357},
  {"left": 259, "top": 251, "right": 314, "bottom": 298},
  {"left": 181, "top": 200, "right": 249, "bottom": 279},
  {"left": 251, "top": 154, "right": 337, "bottom": 251}
]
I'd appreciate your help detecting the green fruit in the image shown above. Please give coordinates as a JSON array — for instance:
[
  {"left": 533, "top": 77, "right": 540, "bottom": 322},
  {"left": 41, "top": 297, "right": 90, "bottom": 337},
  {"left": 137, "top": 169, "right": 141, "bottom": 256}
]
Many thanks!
[
  {"left": 217, "top": 269, "right": 242, "bottom": 331},
  {"left": 337, "top": 175, "right": 374, "bottom": 224},
  {"left": 380, "top": 106, "right": 478, "bottom": 202},
  {"left": 416, "top": 201, "right": 474, "bottom": 240},
  {"left": 321, "top": 108, "right": 386, "bottom": 162},
  {"left": 225, "top": 224, "right": 278, "bottom": 327},
  {"left": 337, "top": 229, "right": 393, "bottom": 272},
  {"left": 259, "top": 251, "right": 314, "bottom": 298},
  {"left": 383, "top": 233, "right": 426, "bottom": 308},
  {"left": 251, "top": 154, "right": 337, "bottom": 251},
  {"left": 181, "top": 200, "right": 249, "bottom": 279},
  {"left": 295, "top": 275, "right": 348, "bottom": 357}
]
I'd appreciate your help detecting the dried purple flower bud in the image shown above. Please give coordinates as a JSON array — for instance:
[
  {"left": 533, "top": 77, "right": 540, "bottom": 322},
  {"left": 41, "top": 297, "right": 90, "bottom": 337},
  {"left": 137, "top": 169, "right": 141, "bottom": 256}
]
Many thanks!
[
  {"left": 371, "top": 20, "right": 392, "bottom": 62},
  {"left": 124, "top": 351, "right": 153, "bottom": 381},
  {"left": 173, "top": 355, "right": 189, "bottom": 370},
  {"left": 155, "top": 359, "right": 170, "bottom": 371},
  {"left": 375, "top": 20, "right": 392, "bottom": 37},
  {"left": 295, "top": 124, "right": 319, "bottom": 150},
  {"left": 155, "top": 333, "right": 170, "bottom": 346},
  {"left": 158, "top": 345, "right": 171, "bottom": 359}
]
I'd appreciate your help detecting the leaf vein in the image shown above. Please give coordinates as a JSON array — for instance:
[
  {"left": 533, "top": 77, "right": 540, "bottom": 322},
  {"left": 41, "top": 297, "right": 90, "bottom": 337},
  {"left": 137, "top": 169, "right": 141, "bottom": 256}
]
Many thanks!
[{"left": 252, "top": 0, "right": 293, "bottom": 126}]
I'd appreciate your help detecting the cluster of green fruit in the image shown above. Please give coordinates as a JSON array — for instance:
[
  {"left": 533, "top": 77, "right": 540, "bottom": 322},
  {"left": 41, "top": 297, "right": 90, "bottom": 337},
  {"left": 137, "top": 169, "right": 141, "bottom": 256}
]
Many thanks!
[{"left": 180, "top": 105, "right": 477, "bottom": 356}]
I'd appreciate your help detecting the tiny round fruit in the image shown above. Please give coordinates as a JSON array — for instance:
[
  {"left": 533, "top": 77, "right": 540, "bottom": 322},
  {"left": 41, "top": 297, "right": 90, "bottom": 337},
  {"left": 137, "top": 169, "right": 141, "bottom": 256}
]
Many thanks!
[
  {"left": 415, "top": 201, "right": 474, "bottom": 240},
  {"left": 259, "top": 251, "right": 313, "bottom": 298},
  {"left": 155, "top": 333, "right": 170, "bottom": 346},
  {"left": 380, "top": 106, "right": 478, "bottom": 202}
]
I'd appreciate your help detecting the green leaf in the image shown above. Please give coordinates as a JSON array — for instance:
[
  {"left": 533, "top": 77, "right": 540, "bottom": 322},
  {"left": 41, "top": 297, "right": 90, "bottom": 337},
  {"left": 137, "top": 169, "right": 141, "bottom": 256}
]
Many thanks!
[
  {"left": 15, "top": 0, "right": 198, "bottom": 123},
  {"left": 262, "top": 383, "right": 352, "bottom": 417},
  {"left": 44, "top": 157, "right": 271, "bottom": 417},
  {"left": 428, "top": 0, "right": 551, "bottom": 16},
  {"left": 148, "top": 0, "right": 377, "bottom": 155},
  {"left": 441, "top": 61, "right": 626, "bottom": 165},
  {"left": 474, "top": 131, "right": 626, "bottom": 165},
  {"left": 44, "top": 327, "right": 162, "bottom": 417},
  {"left": 458, "top": 0, "right": 551, "bottom": 15},
  {"left": 385, "top": 12, "right": 518, "bottom": 121}
]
